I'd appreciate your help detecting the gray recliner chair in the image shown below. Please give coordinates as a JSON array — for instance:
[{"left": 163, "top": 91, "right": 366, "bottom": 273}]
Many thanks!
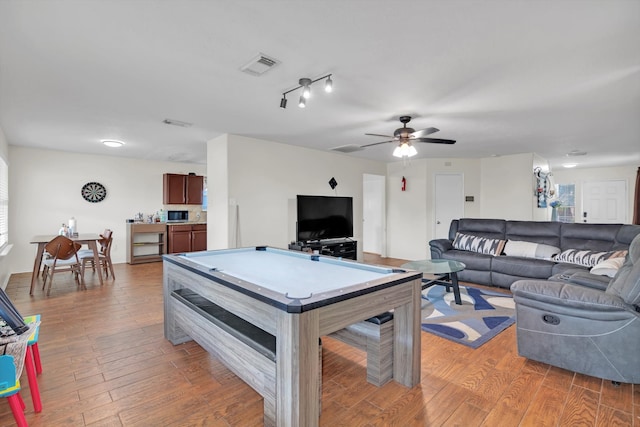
[{"left": 511, "top": 234, "right": 640, "bottom": 384}]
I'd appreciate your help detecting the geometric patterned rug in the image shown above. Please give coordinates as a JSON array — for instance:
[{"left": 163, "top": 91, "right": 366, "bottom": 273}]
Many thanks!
[{"left": 421, "top": 284, "right": 516, "bottom": 348}]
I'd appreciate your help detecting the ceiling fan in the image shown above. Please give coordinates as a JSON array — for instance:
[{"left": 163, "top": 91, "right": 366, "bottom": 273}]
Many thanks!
[{"left": 362, "top": 116, "right": 456, "bottom": 158}]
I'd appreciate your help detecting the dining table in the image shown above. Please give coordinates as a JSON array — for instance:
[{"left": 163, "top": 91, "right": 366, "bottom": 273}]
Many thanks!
[{"left": 29, "top": 233, "right": 104, "bottom": 295}]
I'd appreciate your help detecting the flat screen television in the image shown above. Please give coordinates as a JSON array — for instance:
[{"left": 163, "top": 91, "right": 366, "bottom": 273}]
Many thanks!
[{"left": 296, "top": 195, "right": 353, "bottom": 242}]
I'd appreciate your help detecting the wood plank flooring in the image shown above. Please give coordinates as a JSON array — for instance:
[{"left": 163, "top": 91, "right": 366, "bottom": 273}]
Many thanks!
[{"left": 0, "top": 256, "right": 637, "bottom": 426}]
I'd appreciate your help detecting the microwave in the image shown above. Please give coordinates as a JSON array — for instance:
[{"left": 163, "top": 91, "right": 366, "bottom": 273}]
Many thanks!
[{"left": 166, "top": 210, "right": 189, "bottom": 222}]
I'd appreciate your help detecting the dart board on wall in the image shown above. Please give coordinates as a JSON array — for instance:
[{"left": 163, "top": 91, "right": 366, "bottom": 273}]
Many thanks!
[{"left": 81, "top": 182, "right": 107, "bottom": 203}]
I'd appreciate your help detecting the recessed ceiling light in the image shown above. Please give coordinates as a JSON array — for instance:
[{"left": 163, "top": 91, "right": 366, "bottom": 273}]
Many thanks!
[
  {"left": 566, "top": 150, "right": 587, "bottom": 157},
  {"left": 563, "top": 163, "right": 577, "bottom": 168},
  {"left": 101, "top": 139, "right": 125, "bottom": 148}
]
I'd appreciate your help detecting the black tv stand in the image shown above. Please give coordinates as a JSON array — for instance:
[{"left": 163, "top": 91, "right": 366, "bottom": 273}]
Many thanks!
[{"left": 288, "top": 238, "right": 357, "bottom": 260}]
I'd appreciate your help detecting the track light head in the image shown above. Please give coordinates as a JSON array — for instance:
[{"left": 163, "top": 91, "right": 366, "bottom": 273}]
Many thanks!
[
  {"left": 298, "top": 96, "right": 306, "bottom": 108},
  {"left": 299, "top": 78, "right": 312, "bottom": 99},
  {"left": 280, "top": 96, "right": 287, "bottom": 109},
  {"left": 325, "top": 75, "right": 333, "bottom": 93}
]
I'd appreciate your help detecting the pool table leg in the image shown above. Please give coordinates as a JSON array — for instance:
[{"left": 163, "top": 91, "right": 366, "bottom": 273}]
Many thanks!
[
  {"left": 392, "top": 278, "right": 422, "bottom": 387},
  {"left": 276, "top": 309, "right": 320, "bottom": 427}
]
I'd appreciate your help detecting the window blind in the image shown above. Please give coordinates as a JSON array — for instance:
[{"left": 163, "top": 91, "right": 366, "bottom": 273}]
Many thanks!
[{"left": 0, "top": 157, "right": 8, "bottom": 249}]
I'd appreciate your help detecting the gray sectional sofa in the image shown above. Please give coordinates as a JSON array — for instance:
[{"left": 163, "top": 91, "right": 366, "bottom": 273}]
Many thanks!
[{"left": 429, "top": 218, "right": 640, "bottom": 289}]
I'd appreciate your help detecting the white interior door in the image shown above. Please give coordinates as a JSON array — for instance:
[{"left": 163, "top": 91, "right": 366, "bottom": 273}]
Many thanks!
[
  {"left": 434, "top": 173, "right": 464, "bottom": 239},
  {"left": 363, "top": 174, "right": 386, "bottom": 256},
  {"left": 582, "top": 180, "right": 627, "bottom": 223}
]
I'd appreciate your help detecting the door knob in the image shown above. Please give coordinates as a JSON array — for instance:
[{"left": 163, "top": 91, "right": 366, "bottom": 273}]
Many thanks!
[{"left": 436, "top": 221, "right": 441, "bottom": 224}]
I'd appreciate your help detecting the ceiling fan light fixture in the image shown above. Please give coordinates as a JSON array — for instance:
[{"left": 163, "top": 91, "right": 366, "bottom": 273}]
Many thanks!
[{"left": 393, "top": 142, "right": 417, "bottom": 158}]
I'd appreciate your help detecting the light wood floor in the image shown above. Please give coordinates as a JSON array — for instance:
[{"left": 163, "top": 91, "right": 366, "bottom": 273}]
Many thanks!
[{"left": 1, "top": 257, "right": 637, "bottom": 426}]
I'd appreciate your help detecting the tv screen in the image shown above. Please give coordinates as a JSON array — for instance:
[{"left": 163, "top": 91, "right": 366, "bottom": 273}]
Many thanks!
[{"left": 296, "top": 195, "right": 353, "bottom": 242}]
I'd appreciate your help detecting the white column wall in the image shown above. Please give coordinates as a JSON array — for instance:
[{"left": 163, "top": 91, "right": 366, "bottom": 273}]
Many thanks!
[
  {"left": 8, "top": 146, "right": 205, "bottom": 273},
  {"left": 206, "top": 134, "right": 230, "bottom": 250}
]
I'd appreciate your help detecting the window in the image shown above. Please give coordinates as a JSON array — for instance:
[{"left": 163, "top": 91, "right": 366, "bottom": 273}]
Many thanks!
[
  {"left": 555, "top": 183, "right": 576, "bottom": 223},
  {"left": 0, "top": 157, "right": 7, "bottom": 249}
]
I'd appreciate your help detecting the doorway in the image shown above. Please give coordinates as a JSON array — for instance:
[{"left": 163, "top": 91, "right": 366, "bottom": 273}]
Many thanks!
[
  {"left": 582, "top": 180, "right": 627, "bottom": 223},
  {"left": 363, "top": 174, "right": 386, "bottom": 257},
  {"left": 434, "top": 173, "right": 464, "bottom": 239}
]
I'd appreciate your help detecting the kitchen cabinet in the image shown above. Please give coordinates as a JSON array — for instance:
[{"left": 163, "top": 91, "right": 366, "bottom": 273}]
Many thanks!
[
  {"left": 163, "top": 173, "right": 204, "bottom": 205},
  {"left": 168, "top": 224, "right": 207, "bottom": 253},
  {"left": 126, "top": 223, "right": 167, "bottom": 264}
]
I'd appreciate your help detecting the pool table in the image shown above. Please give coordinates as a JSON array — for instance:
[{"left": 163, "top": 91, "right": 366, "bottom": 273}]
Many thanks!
[{"left": 163, "top": 246, "right": 422, "bottom": 427}]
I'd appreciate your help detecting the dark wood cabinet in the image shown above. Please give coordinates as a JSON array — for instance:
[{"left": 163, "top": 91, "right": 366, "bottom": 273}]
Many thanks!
[
  {"left": 168, "top": 224, "right": 207, "bottom": 253},
  {"left": 191, "top": 224, "right": 207, "bottom": 251},
  {"left": 163, "top": 173, "right": 204, "bottom": 205}
]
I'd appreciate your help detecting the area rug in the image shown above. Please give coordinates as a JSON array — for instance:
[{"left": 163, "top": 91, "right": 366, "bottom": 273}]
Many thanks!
[{"left": 421, "top": 284, "right": 515, "bottom": 348}]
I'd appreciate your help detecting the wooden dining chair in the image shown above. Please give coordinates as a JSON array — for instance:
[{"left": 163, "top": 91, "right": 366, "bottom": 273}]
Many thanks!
[
  {"left": 78, "top": 229, "right": 115, "bottom": 279},
  {"left": 41, "top": 235, "right": 83, "bottom": 296}
]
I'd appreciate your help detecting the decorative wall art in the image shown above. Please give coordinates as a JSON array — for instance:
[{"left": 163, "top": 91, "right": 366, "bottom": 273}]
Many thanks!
[{"left": 533, "top": 168, "right": 555, "bottom": 208}]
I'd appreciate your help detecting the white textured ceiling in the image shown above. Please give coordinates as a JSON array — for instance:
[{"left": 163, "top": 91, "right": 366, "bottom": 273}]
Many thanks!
[{"left": 1, "top": 0, "right": 638, "bottom": 169}]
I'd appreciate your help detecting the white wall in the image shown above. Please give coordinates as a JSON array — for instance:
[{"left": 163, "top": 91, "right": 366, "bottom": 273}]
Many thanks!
[
  {"left": 481, "top": 153, "right": 540, "bottom": 220},
  {"left": 8, "top": 146, "right": 205, "bottom": 273},
  {"left": 386, "top": 158, "right": 483, "bottom": 261},
  {"left": 552, "top": 165, "right": 637, "bottom": 223},
  {"left": 206, "top": 134, "right": 387, "bottom": 260}
]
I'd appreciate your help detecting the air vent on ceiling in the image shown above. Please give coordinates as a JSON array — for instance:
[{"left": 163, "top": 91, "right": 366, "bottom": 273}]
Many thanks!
[
  {"left": 331, "top": 145, "right": 364, "bottom": 153},
  {"left": 240, "top": 53, "right": 280, "bottom": 76}
]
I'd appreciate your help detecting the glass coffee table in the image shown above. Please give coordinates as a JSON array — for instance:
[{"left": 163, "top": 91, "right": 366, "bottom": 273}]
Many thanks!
[{"left": 401, "top": 259, "right": 466, "bottom": 305}]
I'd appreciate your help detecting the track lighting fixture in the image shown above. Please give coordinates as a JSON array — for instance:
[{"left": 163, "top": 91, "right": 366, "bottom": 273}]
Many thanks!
[{"left": 279, "top": 74, "right": 333, "bottom": 109}]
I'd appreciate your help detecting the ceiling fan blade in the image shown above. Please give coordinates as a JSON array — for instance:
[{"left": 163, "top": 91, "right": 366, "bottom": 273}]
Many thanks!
[
  {"left": 411, "top": 127, "right": 439, "bottom": 138},
  {"left": 414, "top": 137, "right": 456, "bottom": 144},
  {"left": 365, "top": 133, "right": 394, "bottom": 138},
  {"left": 360, "top": 140, "right": 394, "bottom": 148}
]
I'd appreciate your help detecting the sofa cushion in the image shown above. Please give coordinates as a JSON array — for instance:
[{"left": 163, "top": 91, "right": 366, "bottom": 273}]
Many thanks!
[
  {"left": 452, "top": 232, "right": 505, "bottom": 256},
  {"left": 442, "top": 250, "right": 493, "bottom": 271},
  {"left": 504, "top": 240, "right": 560, "bottom": 260},
  {"left": 492, "top": 256, "right": 554, "bottom": 279},
  {"left": 506, "top": 220, "right": 561, "bottom": 248},
  {"left": 553, "top": 249, "right": 627, "bottom": 267},
  {"left": 457, "top": 218, "right": 506, "bottom": 240},
  {"left": 560, "top": 223, "right": 622, "bottom": 251},
  {"left": 590, "top": 257, "right": 625, "bottom": 278}
]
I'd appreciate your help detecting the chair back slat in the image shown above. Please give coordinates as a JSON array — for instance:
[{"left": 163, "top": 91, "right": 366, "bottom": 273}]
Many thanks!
[{"left": 44, "top": 235, "right": 80, "bottom": 261}]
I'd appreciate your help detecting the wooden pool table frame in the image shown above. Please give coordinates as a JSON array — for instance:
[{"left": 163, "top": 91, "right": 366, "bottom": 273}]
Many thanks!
[{"left": 163, "top": 247, "right": 422, "bottom": 427}]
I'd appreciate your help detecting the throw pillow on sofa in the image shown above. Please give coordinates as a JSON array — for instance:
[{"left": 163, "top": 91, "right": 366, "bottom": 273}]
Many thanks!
[
  {"left": 553, "top": 249, "right": 628, "bottom": 267},
  {"left": 452, "top": 232, "right": 506, "bottom": 256},
  {"left": 503, "top": 240, "right": 560, "bottom": 260},
  {"left": 590, "top": 257, "right": 625, "bottom": 278}
]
